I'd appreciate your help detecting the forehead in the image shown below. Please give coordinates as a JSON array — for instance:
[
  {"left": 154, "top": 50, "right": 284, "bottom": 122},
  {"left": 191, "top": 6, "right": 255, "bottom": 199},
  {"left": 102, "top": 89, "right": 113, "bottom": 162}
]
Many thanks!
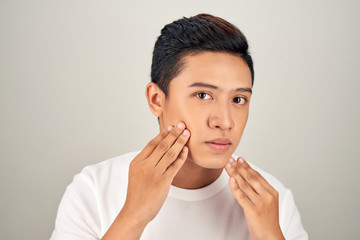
[{"left": 169, "top": 51, "right": 252, "bottom": 92}]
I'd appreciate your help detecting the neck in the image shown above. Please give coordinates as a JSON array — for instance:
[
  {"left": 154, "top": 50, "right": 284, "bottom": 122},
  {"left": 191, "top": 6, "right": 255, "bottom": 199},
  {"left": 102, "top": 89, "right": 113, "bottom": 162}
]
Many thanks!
[{"left": 171, "top": 157, "right": 223, "bottom": 189}]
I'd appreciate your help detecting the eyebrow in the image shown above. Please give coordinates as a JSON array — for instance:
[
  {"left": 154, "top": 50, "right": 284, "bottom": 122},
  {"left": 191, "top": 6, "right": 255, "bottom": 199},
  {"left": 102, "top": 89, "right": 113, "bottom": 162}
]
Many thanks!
[{"left": 188, "top": 82, "right": 252, "bottom": 94}]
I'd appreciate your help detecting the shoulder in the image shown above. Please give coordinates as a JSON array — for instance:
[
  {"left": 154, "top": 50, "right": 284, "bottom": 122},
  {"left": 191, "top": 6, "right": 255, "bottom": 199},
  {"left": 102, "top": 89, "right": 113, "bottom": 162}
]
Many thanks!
[
  {"left": 51, "top": 152, "right": 140, "bottom": 239},
  {"left": 71, "top": 151, "right": 140, "bottom": 190},
  {"left": 80, "top": 151, "right": 139, "bottom": 178}
]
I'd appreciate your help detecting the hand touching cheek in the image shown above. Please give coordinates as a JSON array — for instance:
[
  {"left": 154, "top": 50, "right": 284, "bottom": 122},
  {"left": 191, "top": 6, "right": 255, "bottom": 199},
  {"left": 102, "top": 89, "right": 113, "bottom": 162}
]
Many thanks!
[
  {"left": 225, "top": 157, "right": 285, "bottom": 240},
  {"left": 102, "top": 122, "right": 190, "bottom": 240}
]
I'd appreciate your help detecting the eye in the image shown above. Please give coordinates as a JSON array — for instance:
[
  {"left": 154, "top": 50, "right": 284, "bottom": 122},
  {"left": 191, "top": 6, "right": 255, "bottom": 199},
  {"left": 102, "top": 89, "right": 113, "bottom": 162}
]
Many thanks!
[
  {"left": 196, "top": 92, "right": 212, "bottom": 100},
  {"left": 233, "top": 97, "right": 246, "bottom": 105}
]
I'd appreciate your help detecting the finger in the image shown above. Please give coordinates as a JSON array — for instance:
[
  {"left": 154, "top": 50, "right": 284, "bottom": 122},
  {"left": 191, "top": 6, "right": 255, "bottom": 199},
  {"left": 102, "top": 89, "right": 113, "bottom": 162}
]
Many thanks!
[
  {"left": 147, "top": 122, "right": 186, "bottom": 166},
  {"left": 237, "top": 157, "right": 278, "bottom": 196},
  {"left": 231, "top": 158, "right": 268, "bottom": 196},
  {"left": 225, "top": 158, "right": 259, "bottom": 204},
  {"left": 164, "top": 146, "right": 188, "bottom": 179},
  {"left": 157, "top": 129, "right": 190, "bottom": 172},
  {"left": 225, "top": 157, "right": 239, "bottom": 177},
  {"left": 135, "top": 125, "right": 173, "bottom": 161},
  {"left": 224, "top": 157, "right": 240, "bottom": 180},
  {"left": 229, "top": 176, "right": 254, "bottom": 209}
]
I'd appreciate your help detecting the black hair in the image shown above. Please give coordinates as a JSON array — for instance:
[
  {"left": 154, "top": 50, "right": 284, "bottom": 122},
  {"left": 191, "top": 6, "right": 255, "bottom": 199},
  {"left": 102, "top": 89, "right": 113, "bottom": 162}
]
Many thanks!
[{"left": 151, "top": 13, "right": 254, "bottom": 96}]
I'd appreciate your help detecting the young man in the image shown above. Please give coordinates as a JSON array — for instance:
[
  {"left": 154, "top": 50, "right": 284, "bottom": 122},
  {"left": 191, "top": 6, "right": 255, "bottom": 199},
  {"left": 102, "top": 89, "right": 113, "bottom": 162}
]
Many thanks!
[{"left": 51, "top": 14, "right": 308, "bottom": 240}]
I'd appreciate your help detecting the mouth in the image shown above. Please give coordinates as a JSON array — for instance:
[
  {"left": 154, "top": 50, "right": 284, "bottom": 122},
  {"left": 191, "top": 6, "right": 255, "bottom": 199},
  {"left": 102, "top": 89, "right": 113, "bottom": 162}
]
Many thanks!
[{"left": 205, "top": 138, "right": 232, "bottom": 153}]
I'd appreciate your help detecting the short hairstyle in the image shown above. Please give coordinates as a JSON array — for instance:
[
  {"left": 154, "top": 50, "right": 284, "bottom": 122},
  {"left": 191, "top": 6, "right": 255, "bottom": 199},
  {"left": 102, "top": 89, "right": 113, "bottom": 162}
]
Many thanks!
[{"left": 151, "top": 13, "right": 254, "bottom": 96}]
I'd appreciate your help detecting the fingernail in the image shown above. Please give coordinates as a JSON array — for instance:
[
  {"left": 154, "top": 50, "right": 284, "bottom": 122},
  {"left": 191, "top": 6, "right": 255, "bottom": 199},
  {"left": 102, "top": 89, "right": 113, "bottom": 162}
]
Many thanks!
[
  {"left": 238, "top": 157, "right": 245, "bottom": 164},
  {"left": 229, "top": 157, "right": 234, "bottom": 163},
  {"left": 182, "top": 129, "right": 190, "bottom": 136},
  {"left": 167, "top": 125, "right": 173, "bottom": 132},
  {"left": 177, "top": 122, "right": 185, "bottom": 130},
  {"left": 182, "top": 146, "right": 188, "bottom": 153},
  {"left": 226, "top": 163, "right": 232, "bottom": 168}
]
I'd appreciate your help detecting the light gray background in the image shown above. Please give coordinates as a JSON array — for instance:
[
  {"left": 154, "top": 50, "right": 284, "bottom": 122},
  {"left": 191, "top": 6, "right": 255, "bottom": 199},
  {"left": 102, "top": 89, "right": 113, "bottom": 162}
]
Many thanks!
[{"left": 1, "top": 0, "right": 359, "bottom": 239}]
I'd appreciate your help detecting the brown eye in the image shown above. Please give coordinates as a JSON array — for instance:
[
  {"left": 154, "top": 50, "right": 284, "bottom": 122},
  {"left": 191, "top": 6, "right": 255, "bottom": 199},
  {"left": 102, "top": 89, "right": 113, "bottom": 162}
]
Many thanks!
[
  {"left": 197, "top": 92, "right": 211, "bottom": 100},
  {"left": 234, "top": 97, "right": 246, "bottom": 105}
]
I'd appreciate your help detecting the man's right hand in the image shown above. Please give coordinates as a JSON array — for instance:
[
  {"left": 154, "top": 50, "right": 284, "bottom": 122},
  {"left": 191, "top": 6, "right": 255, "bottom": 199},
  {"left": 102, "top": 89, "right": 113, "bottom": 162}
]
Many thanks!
[
  {"left": 123, "top": 121, "right": 190, "bottom": 223},
  {"left": 102, "top": 122, "right": 190, "bottom": 240}
]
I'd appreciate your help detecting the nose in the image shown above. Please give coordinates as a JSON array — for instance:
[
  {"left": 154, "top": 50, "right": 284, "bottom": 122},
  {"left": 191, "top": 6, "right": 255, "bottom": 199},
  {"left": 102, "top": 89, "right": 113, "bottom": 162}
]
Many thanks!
[{"left": 208, "top": 102, "right": 234, "bottom": 130}]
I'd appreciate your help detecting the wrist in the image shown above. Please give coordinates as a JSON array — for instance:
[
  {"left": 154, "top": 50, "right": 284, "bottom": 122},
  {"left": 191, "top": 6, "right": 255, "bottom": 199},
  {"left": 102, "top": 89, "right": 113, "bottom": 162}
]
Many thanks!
[
  {"left": 252, "top": 226, "right": 285, "bottom": 240},
  {"left": 267, "top": 228, "right": 285, "bottom": 240},
  {"left": 101, "top": 207, "right": 149, "bottom": 240},
  {"left": 119, "top": 206, "right": 150, "bottom": 229}
]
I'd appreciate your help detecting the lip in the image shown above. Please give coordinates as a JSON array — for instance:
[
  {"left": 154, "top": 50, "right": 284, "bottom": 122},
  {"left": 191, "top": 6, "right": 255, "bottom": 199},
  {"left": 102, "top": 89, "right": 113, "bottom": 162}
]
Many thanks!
[{"left": 205, "top": 138, "right": 232, "bottom": 153}]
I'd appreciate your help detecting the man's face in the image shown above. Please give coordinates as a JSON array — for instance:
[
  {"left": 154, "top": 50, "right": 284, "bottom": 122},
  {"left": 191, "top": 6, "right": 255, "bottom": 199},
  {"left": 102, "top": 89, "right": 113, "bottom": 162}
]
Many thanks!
[{"left": 159, "top": 51, "right": 252, "bottom": 169}]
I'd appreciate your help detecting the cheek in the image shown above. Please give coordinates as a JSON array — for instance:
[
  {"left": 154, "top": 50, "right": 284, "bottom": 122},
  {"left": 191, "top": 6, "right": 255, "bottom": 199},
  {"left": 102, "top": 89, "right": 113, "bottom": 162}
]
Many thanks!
[
  {"left": 178, "top": 105, "right": 206, "bottom": 145},
  {"left": 233, "top": 111, "right": 249, "bottom": 142},
  {"left": 164, "top": 99, "right": 202, "bottom": 130}
]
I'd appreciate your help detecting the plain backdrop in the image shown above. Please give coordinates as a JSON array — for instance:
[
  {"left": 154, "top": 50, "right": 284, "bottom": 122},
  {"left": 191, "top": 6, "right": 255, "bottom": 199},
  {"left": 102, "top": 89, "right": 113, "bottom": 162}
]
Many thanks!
[{"left": 1, "top": 0, "right": 359, "bottom": 239}]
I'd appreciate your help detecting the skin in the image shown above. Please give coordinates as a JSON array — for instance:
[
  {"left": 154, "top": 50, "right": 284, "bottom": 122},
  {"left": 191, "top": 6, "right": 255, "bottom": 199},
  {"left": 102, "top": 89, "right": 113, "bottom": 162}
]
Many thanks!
[
  {"left": 159, "top": 52, "right": 252, "bottom": 189},
  {"left": 102, "top": 52, "right": 284, "bottom": 240}
]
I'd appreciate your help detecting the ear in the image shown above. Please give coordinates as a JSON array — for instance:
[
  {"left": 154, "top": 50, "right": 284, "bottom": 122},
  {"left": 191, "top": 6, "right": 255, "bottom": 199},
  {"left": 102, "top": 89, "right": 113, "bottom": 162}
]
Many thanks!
[{"left": 145, "top": 82, "right": 166, "bottom": 117}]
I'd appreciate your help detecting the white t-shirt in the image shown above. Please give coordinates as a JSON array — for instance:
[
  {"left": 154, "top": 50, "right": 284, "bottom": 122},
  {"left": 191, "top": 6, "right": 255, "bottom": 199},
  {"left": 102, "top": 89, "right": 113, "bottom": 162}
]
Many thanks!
[{"left": 51, "top": 151, "right": 308, "bottom": 240}]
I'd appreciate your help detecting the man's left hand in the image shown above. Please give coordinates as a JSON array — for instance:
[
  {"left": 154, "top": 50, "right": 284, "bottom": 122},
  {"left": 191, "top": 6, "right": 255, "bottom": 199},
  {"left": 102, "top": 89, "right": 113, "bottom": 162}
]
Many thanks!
[{"left": 225, "top": 157, "right": 285, "bottom": 240}]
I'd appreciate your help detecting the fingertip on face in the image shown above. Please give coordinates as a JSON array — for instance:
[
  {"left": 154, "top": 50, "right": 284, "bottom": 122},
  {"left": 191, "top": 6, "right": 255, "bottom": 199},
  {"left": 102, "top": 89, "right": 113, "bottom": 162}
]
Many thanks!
[
  {"left": 237, "top": 157, "right": 245, "bottom": 164},
  {"left": 182, "top": 129, "right": 190, "bottom": 136},
  {"left": 176, "top": 122, "right": 185, "bottom": 130},
  {"left": 225, "top": 156, "right": 246, "bottom": 169},
  {"left": 165, "top": 121, "right": 187, "bottom": 129},
  {"left": 167, "top": 121, "right": 191, "bottom": 136}
]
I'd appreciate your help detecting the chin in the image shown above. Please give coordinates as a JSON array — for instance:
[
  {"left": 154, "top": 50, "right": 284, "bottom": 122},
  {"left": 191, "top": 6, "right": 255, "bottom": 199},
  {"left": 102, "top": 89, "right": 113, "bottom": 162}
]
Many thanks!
[{"left": 187, "top": 150, "right": 232, "bottom": 169}]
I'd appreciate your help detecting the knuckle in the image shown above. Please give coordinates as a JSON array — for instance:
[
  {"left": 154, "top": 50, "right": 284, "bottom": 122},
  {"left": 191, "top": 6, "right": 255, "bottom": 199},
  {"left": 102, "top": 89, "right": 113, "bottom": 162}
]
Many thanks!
[
  {"left": 173, "top": 158, "right": 185, "bottom": 169},
  {"left": 245, "top": 174, "right": 255, "bottom": 183},
  {"left": 158, "top": 141, "right": 168, "bottom": 151},
  {"left": 170, "top": 129, "right": 179, "bottom": 138},
  {"left": 167, "top": 164, "right": 177, "bottom": 174},
  {"left": 238, "top": 191, "right": 247, "bottom": 200},
  {"left": 235, "top": 165, "right": 244, "bottom": 174},
  {"left": 243, "top": 163, "right": 250, "bottom": 169},
  {"left": 161, "top": 130, "right": 169, "bottom": 138},
  {"left": 264, "top": 194, "right": 275, "bottom": 204},
  {"left": 253, "top": 170, "right": 262, "bottom": 178},
  {"left": 234, "top": 164, "right": 241, "bottom": 171},
  {"left": 227, "top": 165, "right": 236, "bottom": 176},
  {"left": 171, "top": 161, "right": 180, "bottom": 169},
  {"left": 230, "top": 167, "right": 237, "bottom": 175},
  {"left": 166, "top": 149, "right": 176, "bottom": 159},
  {"left": 240, "top": 180, "right": 248, "bottom": 189},
  {"left": 147, "top": 139, "right": 157, "bottom": 149},
  {"left": 177, "top": 136, "right": 186, "bottom": 145},
  {"left": 252, "top": 181, "right": 261, "bottom": 190}
]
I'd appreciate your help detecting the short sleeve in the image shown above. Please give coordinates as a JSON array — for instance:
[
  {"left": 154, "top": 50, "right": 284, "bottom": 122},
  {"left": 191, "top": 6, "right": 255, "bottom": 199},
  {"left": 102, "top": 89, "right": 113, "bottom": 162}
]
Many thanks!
[
  {"left": 280, "top": 190, "right": 308, "bottom": 240},
  {"left": 50, "top": 172, "right": 102, "bottom": 240}
]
